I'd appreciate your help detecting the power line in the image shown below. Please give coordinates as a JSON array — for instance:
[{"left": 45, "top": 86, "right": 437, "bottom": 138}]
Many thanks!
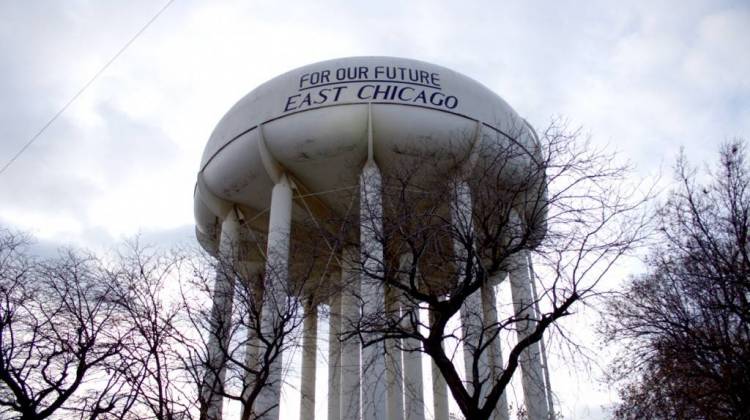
[{"left": 0, "top": 0, "right": 176, "bottom": 177}]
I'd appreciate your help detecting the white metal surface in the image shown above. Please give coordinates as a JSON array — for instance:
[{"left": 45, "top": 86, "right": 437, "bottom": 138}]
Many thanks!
[
  {"left": 241, "top": 262, "right": 264, "bottom": 420},
  {"left": 340, "top": 247, "right": 361, "bottom": 420},
  {"left": 328, "top": 291, "right": 342, "bottom": 420},
  {"left": 527, "top": 254, "right": 555, "bottom": 420},
  {"left": 428, "top": 310, "right": 450, "bottom": 420},
  {"left": 508, "top": 248, "right": 548, "bottom": 420},
  {"left": 399, "top": 254, "right": 425, "bottom": 420},
  {"left": 300, "top": 304, "right": 318, "bottom": 420},
  {"left": 255, "top": 175, "right": 293, "bottom": 420},
  {"left": 385, "top": 287, "right": 405, "bottom": 420},
  {"left": 202, "top": 211, "right": 240, "bottom": 420},
  {"left": 360, "top": 159, "right": 387, "bottom": 420},
  {"left": 482, "top": 281, "right": 510, "bottom": 420}
]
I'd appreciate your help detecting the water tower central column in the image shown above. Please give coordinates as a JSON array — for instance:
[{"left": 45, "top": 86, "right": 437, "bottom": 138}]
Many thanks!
[{"left": 360, "top": 157, "right": 387, "bottom": 420}]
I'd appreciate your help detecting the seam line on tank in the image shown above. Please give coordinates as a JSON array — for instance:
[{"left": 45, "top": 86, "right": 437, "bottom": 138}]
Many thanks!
[{"left": 200, "top": 102, "right": 520, "bottom": 172}]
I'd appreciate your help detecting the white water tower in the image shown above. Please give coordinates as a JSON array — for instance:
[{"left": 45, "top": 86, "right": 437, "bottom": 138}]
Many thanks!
[{"left": 194, "top": 56, "right": 553, "bottom": 420}]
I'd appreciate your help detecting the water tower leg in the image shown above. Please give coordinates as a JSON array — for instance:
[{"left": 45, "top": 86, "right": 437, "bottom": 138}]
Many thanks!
[
  {"left": 481, "top": 280, "right": 510, "bottom": 420},
  {"left": 340, "top": 247, "right": 361, "bottom": 420},
  {"left": 300, "top": 301, "right": 318, "bottom": 420},
  {"left": 527, "top": 254, "right": 555, "bottom": 420},
  {"left": 428, "top": 310, "right": 450, "bottom": 420},
  {"left": 508, "top": 249, "right": 547, "bottom": 420},
  {"left": 360, "top": 159, "right": 387, "bottom": 420},
  {"left": 328, "top": 290, "right": 342, "bottom": 420},
  {"left": 460, "top": 291, "right": 492, "bottom": 402},
  {"left": 386, "top": 287, "right": 405, "bottom": 420},
  {"left": 202, "top": 210, "right": 241, "bottom": 420},
  {"left": 399, "top": 254, "right": 425, "bottom": 420},
  {"left": 451, "top": 179, "right": 493, "bottom": 408},
  {"left": 402, "top": 331, "right": 425, "bottom": 420},
  {"left": 255, "top": 174, "right": 293, "bottom": 420},
  {"left": 241, "top": 263, "right": 264, "bottom": 420}
]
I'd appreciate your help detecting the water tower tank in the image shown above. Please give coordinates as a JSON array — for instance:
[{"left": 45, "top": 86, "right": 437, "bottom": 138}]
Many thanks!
[{"left": 194, "top": 56, "right": 545, "bottom": 257}]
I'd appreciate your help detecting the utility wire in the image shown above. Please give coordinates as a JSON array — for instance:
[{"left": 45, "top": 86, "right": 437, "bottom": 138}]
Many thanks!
[{"left": 0, "top": 0, "right": 176, "bottom": 177}]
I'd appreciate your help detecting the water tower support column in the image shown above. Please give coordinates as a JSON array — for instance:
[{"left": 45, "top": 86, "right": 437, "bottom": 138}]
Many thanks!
[
  {"left": 402, "top": 316, "right": 425, "bottom": 420},
  {"left": 527, "top": 254, "right": 555, "bottom": 420},
  {"left": 451, "top": 179, "right": 493, "bottom": 407},
  {"left": 508, "top": 247, "right": 548, "bottom": 420},
  {"left": 359, "top": 104, "right": 387, "bottom": 420},
  {"left": 360, "top": 156, "right": 387, "bottom": 420},
  {"left": 300, "top": 300, "right": 318, "bottom": 420},
  {"left": 340, "top": 247, "right": 361, "bottom": 420},
  {"left": 428, "top": 310, "right": 450, "bottom": 420},
  {"left": 202, "top": 210, "right": 241, "bottom": 420},
  {"left": 385, "top": 286, "right": 405, "bottom": 420},
  {"left": 399, "top": 254, "right": 425, "bottom": 420},
  {"left": 328, "top": 288, "right": 342, "bottom": 420},
  {"left": 255, "top": 174, "right": 293, "bottom": 420},
  {"left": 241, "top": 262, "right": 264, "bottom": 420},
  {"left": 460, "top": 291, "right": 491, "bottom": 403},
  {"left": 481, "top": 280, "right": 510, "bottom": 420}
]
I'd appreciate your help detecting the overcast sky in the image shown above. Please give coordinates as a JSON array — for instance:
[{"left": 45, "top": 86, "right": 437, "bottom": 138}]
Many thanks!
[{"left": 1, "top": 1, "right": 748, "bottom": 418}]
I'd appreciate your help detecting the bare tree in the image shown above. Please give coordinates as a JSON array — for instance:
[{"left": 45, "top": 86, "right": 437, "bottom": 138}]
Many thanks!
[
  {"left": 0, "top": 221, "right": 334, "bottom": 420},
  {"left": 105, "top": 241, "right": 190, "bottom": 420},
  {"left": 0, "top": 229, "right": 135, "bottom": 420},
  {"left": 328, "top": 120, "right": 651, "bottom": 420},
  {"left": 178, "top": 218, "right": 335, "bottom": 420},
  {"left": 604, "top": 140, "right": 750, "bottom": 420}
]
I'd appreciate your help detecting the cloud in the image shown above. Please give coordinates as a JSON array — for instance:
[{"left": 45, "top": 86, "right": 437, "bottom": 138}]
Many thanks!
[
  {"left": 0, "top": 1, "right": 748, "bottom": 414},
  {"left": 0, "top": 98, "right": 184, "bottom": 237},
  {"left": 532, "top": 2, "right": 750, "bottom": 174}
]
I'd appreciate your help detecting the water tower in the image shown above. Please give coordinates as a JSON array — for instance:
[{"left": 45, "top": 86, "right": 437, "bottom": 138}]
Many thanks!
[{"left": 193, "top": 57, "right": 554, "bottom": 420}]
